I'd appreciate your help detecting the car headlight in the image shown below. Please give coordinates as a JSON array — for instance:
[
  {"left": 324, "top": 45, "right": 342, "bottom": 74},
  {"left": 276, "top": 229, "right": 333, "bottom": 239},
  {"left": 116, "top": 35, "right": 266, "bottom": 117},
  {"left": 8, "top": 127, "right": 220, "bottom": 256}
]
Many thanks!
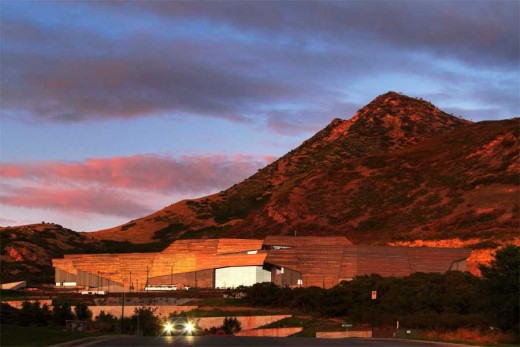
[
  {"left": 184, "top": 322, "right": 194, "bottom": 333},
  {"left": 164, "top": 322, "right": 173, "bottom": 333}
]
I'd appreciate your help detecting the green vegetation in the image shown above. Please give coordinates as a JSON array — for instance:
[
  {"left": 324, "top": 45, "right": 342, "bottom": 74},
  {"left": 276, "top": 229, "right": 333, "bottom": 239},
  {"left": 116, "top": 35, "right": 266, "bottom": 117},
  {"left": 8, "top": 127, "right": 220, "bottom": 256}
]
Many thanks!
[
  {"left": 234, "top": 246, "right": 519, "bottom": 341},
  {"left": 119, "top": 222, "right": 136, "bottom": 231},
  {"left": 152, "top": 223, "right": 189, "bottom": 242},
  {"left": 179, "top": 226, "right": 231, "bottom": 239},
  {"left": 0, "top": 324, "right": 105, "bottom": 347},
  {"left": 479, "top": 245, "right": 520, "bottom": 334},
  {"left": 82, "top": 240, "right": 169, "bottom": 254},
  {"left": 0, "top": 289, "right": 29, "bottom": 300},
  {"left": 222, "top": 316, "right": 242, "bottom": 334},
  {"left": 211, "top": 193, "right": 270, "bottom": 224}
]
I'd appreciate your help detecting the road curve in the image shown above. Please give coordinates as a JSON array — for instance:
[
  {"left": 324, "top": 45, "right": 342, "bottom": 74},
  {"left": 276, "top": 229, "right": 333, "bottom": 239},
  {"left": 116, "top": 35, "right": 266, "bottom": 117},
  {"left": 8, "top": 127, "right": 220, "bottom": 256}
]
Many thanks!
[{"left": 53, "top": 336, "right": 475, "bottom": 347}]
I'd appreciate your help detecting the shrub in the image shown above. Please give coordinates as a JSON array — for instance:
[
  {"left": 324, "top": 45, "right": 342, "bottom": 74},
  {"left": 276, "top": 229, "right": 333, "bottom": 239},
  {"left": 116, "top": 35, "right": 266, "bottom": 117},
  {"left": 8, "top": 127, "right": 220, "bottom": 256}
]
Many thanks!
[
  {"left": 74, "top": 303, "right": 92, "bottom": 321},
  {"left": 94, "top": 311, "right": 117, "bottom": 332},
  {"left": 222, "top": 317, "right": 241, "bottom": 335},
  {"left": 52, "top": 302, "right": 74, "bottom": 326}
]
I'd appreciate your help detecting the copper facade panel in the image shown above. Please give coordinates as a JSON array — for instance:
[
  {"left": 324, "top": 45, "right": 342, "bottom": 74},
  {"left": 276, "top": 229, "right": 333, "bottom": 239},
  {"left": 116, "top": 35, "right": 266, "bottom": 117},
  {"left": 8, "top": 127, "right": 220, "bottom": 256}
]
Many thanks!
[{"left": 52, "top": 237, "right": 471, "bottom": 290}]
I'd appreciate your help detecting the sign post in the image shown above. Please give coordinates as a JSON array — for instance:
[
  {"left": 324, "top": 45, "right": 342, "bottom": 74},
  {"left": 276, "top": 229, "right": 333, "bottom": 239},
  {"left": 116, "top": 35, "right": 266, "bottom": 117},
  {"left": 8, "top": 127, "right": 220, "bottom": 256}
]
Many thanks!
[
  {"left": 342, "top": 323, "right": 353, "bottom": 331},
  {"left": 371, "top": 290, "right": 377, "bottom": 337}
]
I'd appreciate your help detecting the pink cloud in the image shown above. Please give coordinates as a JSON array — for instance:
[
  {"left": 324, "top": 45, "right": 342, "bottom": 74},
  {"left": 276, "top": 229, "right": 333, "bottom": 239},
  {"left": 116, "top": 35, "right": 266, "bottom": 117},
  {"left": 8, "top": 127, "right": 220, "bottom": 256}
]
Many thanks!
[
  {"left": 0, "top": 154, "right": 276, "bottom": 194},
  {"left": 0, "top": 153, "right": 276, "bottom": 218},
  {"left": 0, "top": 186, "right": 152, "bottom": 218}
]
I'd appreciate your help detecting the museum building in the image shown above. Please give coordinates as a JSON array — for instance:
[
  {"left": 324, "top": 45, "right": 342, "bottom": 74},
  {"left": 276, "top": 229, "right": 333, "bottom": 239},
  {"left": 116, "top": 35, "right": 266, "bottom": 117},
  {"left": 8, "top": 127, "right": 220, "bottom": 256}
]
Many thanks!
[{"left": 52, "top": 236, "right": 471, "bottom": 291}]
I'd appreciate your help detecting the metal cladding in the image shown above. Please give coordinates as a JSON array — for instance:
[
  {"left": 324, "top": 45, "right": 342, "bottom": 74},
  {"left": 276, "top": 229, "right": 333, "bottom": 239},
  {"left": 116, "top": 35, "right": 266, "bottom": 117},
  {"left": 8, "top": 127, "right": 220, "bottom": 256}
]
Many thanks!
[
  {"left": 264, "top": 244, "right": 471, "bottom": 288},
  {"left": 52, "top": 236, "right": 471, "bottom": 290},
  {"left": 264, "top": 236, "right": 353, "bottom": 247}
]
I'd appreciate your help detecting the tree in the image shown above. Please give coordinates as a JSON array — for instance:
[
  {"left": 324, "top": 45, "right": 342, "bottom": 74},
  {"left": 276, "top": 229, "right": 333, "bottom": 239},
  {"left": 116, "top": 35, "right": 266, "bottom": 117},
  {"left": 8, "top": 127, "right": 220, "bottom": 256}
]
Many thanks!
[
  {"left": 74, "top": 303, "right": 93, "bottom": 321},
  {"left": 94, "top": 311, "right": 117, "bottom": 332},
  {"left": 479, "top": 245, "right": 520, "bottom": 334},
  {"left": 222, "top": 316, "right": 241, "bottom": 335},
  {"left": 52, "top": 302, "right": 74, "bottom": 326},
  {"left": 19, "top": 301, "right": 51, "bottom": 327},
  {"left": 131, "top": 307, "right": 160, "bottom": 336}
]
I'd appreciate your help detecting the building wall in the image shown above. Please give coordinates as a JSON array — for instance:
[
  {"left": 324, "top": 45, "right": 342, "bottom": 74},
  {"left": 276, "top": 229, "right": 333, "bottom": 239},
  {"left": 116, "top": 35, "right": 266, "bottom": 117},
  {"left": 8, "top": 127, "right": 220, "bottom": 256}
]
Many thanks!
[
  {"left": 55, "top": 268, "right": 77, "bottom": 283},
  {"left": 148, "top": 269, "right": 214, "bottom": 288},
  {"left": 271, "top": 267, "right": 301, "bottom": 287},
  {"left": 236, "top": 327, "right": 303, "bottom": 337}
]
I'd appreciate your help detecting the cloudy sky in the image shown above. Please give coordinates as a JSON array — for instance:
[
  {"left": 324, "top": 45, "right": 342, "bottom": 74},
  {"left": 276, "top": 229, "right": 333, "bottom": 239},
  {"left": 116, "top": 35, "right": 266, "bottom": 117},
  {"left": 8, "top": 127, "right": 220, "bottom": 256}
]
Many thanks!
[{"left": 1, "top": 0, "right": 518, "bottom": 231}]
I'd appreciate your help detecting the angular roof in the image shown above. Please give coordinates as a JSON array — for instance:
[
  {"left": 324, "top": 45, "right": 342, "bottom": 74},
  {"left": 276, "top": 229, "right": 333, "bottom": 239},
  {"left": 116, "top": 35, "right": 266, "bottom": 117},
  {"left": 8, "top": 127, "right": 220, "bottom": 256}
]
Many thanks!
[
  {"left": 263, "top": 236, "right": 353, "bottom": 247},
  {"left": 161, "top": 238, "right": 263, "bottom": 255}
]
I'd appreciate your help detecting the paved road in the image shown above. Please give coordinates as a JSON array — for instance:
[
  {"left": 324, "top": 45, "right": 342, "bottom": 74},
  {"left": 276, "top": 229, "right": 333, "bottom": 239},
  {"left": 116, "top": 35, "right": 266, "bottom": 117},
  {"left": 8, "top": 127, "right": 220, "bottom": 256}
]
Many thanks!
[{"left": 57, "top": 336, "right": 474, "bottom": 347}]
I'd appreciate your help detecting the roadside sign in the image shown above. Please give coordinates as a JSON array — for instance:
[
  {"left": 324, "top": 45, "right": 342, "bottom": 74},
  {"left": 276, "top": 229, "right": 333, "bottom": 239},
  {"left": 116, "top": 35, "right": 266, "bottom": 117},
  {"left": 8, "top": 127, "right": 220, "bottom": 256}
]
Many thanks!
[
  {"left": 371, "top": 290, "right": 377, "bottom": 300},
  {"left": 342, "top": 323, "right": 353, "bottom": 328}
]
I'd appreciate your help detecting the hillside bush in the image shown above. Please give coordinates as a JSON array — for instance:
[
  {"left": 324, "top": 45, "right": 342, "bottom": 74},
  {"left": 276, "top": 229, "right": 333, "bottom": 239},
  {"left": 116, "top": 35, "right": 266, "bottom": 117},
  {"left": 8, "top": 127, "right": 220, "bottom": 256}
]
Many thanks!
[{"left": 479, "top": 245, "right": 520, "bottom": 335}]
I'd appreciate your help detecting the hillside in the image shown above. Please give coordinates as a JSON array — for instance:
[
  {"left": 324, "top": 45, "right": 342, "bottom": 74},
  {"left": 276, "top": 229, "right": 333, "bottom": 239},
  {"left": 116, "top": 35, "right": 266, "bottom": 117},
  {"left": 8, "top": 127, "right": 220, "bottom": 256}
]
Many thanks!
[
  {"left": 90, "top": 92, "right": 518, "bottom": 249},
  {"left": 0, "top": 223, "right": 167, "bottom": 283}
]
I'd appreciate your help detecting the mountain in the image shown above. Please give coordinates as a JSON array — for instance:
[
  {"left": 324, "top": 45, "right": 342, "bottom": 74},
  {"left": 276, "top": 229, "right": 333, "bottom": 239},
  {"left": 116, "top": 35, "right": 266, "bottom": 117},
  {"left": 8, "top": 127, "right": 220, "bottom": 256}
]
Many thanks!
[
  {"left": 90, "top": 92, "right": 519, "bottom": 250},
  {"left": 3, "top": 92, "right": 517, "bottom": 281}
]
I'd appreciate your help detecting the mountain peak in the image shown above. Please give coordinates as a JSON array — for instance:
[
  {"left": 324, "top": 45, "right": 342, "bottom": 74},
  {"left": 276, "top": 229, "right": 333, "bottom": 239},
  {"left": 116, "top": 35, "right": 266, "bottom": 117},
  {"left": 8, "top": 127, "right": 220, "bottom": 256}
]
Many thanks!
[
  {"left": 355, "top": 91, "right": 466, "bottom": 121},
  {"left": 295, "top": 92, "right": 472, "bottom": 157},
  {"left": 331, "top": 91, "right": 472, "bottom": 151}
]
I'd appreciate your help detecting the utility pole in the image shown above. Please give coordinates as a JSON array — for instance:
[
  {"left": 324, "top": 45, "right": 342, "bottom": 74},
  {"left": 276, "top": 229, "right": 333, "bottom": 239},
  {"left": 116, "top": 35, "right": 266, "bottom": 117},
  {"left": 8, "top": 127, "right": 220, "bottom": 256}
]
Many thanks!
[
  {"left": 146, "top": 266, "right": 149, "bottom": 290},
  {"left": 121, "top": 281, "right": 125, "bottom": 333},
  {"left": 136, "top": 309, "right": 140, "bottom": 337}
]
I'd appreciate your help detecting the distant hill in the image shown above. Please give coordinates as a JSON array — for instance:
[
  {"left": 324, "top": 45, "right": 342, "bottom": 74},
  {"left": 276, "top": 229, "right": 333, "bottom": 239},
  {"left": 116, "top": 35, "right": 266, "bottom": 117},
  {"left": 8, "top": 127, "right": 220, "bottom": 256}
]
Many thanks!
[
  {"left": 2, "top": 92, "right": 518, "bottom": 281},
  {"left": 0, "top": 223, "right": 167, "bottom": 283}
]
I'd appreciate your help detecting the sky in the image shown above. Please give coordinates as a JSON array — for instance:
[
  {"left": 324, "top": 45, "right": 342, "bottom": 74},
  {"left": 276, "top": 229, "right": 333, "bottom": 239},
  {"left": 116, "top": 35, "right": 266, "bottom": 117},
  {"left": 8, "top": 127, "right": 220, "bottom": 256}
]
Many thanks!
[{"left": 0, "top": 0, "right": 518, "bottom": 231}]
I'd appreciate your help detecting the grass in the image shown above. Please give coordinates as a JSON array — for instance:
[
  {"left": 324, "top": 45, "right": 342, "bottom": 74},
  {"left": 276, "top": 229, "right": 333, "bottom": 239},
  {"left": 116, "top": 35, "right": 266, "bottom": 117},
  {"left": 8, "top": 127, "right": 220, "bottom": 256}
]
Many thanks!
[
  {"left": 0, "top": 290, "right": 30, "bottom": 301},
  {"left": 0, "top": 324, "right": 109, "bottom": 347}
]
